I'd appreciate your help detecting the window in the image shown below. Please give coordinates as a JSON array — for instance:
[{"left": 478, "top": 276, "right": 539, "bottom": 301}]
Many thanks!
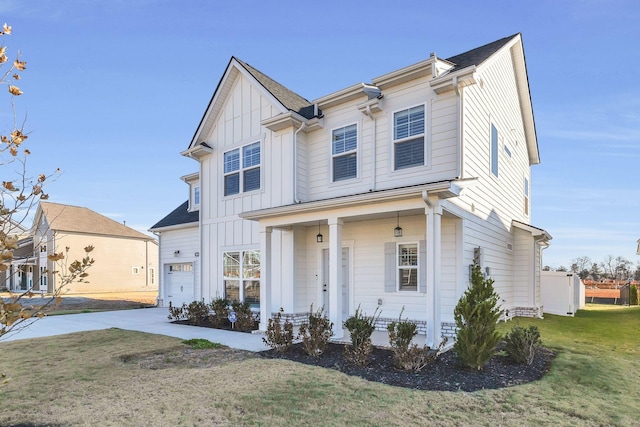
[
  {"left": 397, "top": 243, "right": 418, "bottom": 291},
  {"left": 132, "top": 267, "right": 140, "bottom": 275},
  {"left": 491, "top": 124, "right": 499, "bottom": 177},
  {"left": 223, "top": 250, "right": 260, "bottom": 308},
  {"left": 223, "top": 142, "right": 261, "bottom": 196},
  {"left": 39, "top": 266, "right": 47, "bottom": 290},
  {"left": 524, "top": 177, "right": 529, "bottom": 215},
  {"left": 169, "top": 264, "right": 193, "bottom": 272},
  {"left": 40, "top": 244, "right": 46, "bottom": 253},
  {"left": 194, "top": 186, "right": 200, "bottom": 206},
  {"left": 149, "top": 268, "right": 155, "bottom": 285},
  {"left": 332, "top": 124, "right": 357, "bottom": 181},
  {"left": 394, "top": 105, "right": 425, "bottom": 170}
]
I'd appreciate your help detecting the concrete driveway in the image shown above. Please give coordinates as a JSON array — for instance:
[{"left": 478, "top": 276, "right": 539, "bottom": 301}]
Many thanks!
[{"left": 0, "top": 307, "right": 270, "bottom": 352}]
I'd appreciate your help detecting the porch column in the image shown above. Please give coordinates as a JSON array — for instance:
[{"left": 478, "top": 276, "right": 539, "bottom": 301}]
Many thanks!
[
  {"left": 425, "top": 198, "right": 442, "bottom": 347},
  {"left": 259, "top": 226, "right": 272, "bottom": 331},
  {"left": 433, "top": 205, "right": 443, "bottom": 346},
  {"left": 328, "top": 217, "right": 343, "bottom": 338}
]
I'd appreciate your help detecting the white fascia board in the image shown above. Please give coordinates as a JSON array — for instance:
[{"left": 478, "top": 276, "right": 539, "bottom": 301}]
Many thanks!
[
  {"left": 429, "top": 66, "right": 477, "bottom": 94},
  {"left": 180, "top": 172, "right": 199, "bottom": 183},
  {"left": 149, "top": 222, "right": 199, "bottom": 234},
  {"left": 240, "top": 181, "right": 457, "bottom": 221},
  {"left": 372, "top": 58, "right": 436, "bottom": 90},
  {"left": 512, "top": 220, "right": 552, "bottom": 242},
  {"left": 313, "top": 83, "right": 369, "bottom": 110}
]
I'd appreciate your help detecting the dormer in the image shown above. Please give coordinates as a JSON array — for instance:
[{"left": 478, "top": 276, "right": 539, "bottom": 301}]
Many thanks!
[{"left": 181, "top": 172, "right": 200, "bottom": 212}]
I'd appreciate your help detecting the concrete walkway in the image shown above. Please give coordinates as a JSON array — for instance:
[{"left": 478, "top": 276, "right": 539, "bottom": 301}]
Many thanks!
[{"left": 0, "top": 307, "right": 271, "bottom": 352}]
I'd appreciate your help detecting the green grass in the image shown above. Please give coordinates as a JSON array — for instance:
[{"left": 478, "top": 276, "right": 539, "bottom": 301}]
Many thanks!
[
  {"left": 182, "top": 338, "right": 224, "bottom": 349},
  {"left": 0, "top": 306, "right": 638, "bottom": 426}
]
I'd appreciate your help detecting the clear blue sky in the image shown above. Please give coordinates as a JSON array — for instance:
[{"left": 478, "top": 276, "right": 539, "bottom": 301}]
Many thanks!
[{"left": 2, "top": 0, "right": 639, "bottom": 269}]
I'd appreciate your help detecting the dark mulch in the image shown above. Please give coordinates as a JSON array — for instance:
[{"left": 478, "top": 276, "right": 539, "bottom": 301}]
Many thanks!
[
  {"left": 260, "top": 341, "right": 555, "bottom": 392},
  {"left": 171, "top": 319, "right": 259, "bottom": 333}
]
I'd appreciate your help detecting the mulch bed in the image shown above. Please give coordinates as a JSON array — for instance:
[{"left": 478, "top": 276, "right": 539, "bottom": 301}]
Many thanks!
[
  {"left": 260, "top": 341, "right": 555, "bottom": 392},
  {"left": 171, "top": 319, "right": 259, "bottom": 332}
]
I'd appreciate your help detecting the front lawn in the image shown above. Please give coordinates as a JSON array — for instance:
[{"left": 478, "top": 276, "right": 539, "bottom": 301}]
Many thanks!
[{"left": 0, "top": 306, "right": 638, "bottom": 426}]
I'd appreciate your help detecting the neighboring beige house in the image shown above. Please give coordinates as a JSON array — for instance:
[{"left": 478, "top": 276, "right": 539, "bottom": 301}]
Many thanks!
[{"left": 32, "top": 202, "right": 158, "bottom": 294}]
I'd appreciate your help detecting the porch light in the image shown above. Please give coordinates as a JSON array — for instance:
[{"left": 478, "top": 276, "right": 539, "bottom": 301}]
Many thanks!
[
  {"left": 394, "top": 212, "right": 403, "bottom": 237},
  {"left": 316, "top": 222, "right": 323, "bottom": 243}
]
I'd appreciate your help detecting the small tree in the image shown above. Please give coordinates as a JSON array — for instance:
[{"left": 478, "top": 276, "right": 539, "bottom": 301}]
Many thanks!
[
  {"left": 630, "top": 284, "right": 638, "bottom": 306},
  {"left": 453, "top": 264, "right": 503, "bottom": 370}
]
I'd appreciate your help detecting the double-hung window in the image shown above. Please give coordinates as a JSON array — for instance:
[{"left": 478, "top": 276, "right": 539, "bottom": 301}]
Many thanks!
[
  {"left": 193, "top": 186, "right": 200, "bottom": 207},
  {"left": 397, "top": 243, "right": 418, "bottom": 291},
  {"left": 223, "top": 141, "right": 261, "bottom": 196},
  {"left": 332, "top": 124, "right": 357, "bottom": 181},
  {"left": 394, "top": 105, "right": 425, "bottom": 170},
  {"left": 223, "top": 250, "right": 260, "bottom": 308}
]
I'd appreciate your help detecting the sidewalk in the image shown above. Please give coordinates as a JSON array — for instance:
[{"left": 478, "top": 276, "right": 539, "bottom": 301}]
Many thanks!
[{"left": 0, "top": 307, "right": 271, "bottom": 352}]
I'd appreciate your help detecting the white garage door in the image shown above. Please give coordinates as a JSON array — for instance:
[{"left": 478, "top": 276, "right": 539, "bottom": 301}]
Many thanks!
[{"left": 166, "top": 263, "right": 194, "bottom": 307}]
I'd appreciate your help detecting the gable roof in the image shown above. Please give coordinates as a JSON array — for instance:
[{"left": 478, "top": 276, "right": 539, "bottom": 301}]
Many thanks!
[
  {"left": 188, "top": 57, "right": 316, "bottom": 149},
  {"left": 37, "top": 202, "right": 153, "bottom": 241},
  {"left": 445, "top": 34, "right": 518, "bottom": 72},
  {"left": 234, "top": 58, "right": 317, "bottom": 119},
  {"left": 149, "top": 201, "right": 199, "bottom": 231}
]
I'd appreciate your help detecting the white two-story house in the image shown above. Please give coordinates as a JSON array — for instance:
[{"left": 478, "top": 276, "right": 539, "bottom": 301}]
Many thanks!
[{"left": 160, "top": 33, "right": 551, "bottom": 346}]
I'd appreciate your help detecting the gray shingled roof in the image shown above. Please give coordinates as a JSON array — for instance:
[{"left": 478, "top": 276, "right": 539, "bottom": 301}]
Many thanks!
[
  {"left": 39, "top": 202, "right": 153, "bottom": 240},
  {"left": 234, "top": 57, "right": 318, "bottom": 119},
  {"left": 445, "top": 34, "right": 518, "bottom": 72},
  {"left": 150, "top": 201, "right": 199, "bottom": 230}
]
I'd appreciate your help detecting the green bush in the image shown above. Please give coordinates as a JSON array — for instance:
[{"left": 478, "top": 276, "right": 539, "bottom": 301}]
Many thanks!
[
  {"left": 387, "top": 309, "right": 447, "bottom": 372},
  {"left": 504, "top": 325, "right": 541, "bottom": 365},
  {"left": 299, "top": 305, "right": 333, "bottom": 357},
  {"left": 208, "top": 297, "right": 230, "bottom": 327},
  {"left": 184, "top": 300, "right": 209, "bottom": 325},
  {"left": 630, "top": 284, "right": 638, "bottom": 306},
  {"left": 230, "top": 300, "right": 257, "bottom": 331},
  {"left": 454, "top": 264, "right": 503, "bottom": 370},
  {"left": 343, "top": 306, "right": 380, "bottom": 367},
  {"left": 262, "top": 308, "right": 295, "bottom": 353}
]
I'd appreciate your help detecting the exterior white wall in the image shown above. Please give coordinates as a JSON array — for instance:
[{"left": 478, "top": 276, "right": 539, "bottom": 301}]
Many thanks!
[{"left": 157, "top": 225, "right": 199, "bottom": 306}]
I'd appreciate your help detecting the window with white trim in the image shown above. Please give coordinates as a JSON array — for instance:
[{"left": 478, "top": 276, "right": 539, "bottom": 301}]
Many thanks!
[
  {"left": 223, "top": 141, "right": 261, "bottom": 196},
  {"left": 193, "top": 186, "right": 200, "bottom": 207},
  {"left": 39, "top": 266, "right": 47, "bottom": 290},
  {"left": 393, "top": 105, "right": 425, "bottom": 170},
  {"left": 491, "top": 124, "right": 499, "bottom": 177},
  {"left": 397, "top": 243, "right": 418, "bottom": 291},
  {"left": 332, "top": 124, "right": 357, "bottom": 181},
  {"left": 132, "top": 267, "right": 140, "bottom": 275},
  {"left": 223, "top": 250, "right": 260, "bottom": 308}
]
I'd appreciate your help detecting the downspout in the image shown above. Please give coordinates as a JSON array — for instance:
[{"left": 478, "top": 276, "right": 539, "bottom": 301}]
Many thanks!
[
  {"left": 362, "top": 105, "right": 377, "bottom": 191},
  {"left": 293, "top": 121, "right": 306, "bottom": 204}
]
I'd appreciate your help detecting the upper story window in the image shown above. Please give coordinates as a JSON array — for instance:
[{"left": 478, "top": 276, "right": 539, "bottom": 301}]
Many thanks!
[
  {"left": 394, "top": 105, "right": 425, "bottom": 170},
  {"left": 332, "top": 124, "right": 357, "bottom": 181},
  {"left": 491, "top": 124, "right": 499, "bottom": 177},
  {"left": 224, "top": 141, "right": 261, "bottom": 196},
  {"left": 193, "top": 186, "right": 200, "bottom": 207}
]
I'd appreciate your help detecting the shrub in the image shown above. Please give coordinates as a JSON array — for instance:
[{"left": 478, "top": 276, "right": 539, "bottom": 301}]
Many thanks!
[
  {"left": 504, "top": 325, "right": 541, "bottom": 365},
  {"left": 262, "top": 308, "right": 295, "bottom": 353},
  {"left": 299, "top": 305, "right": 333, "bottom": 357},
  {"left": 454, "top": 264, "right": 503, "bottom": 370},
  {"left": 230, "top": 300, "right": 257, "bottom": 331},
  {"left": 343, "top": 306, "right": 380, "bottom": 367},
  {"left": 387, "top": 309, "right": 447, "bottom": 372},
  {"left": 208, "top": 297, "right": 230, "bottom": 327},
  {"left": 167, "top": 302, "right": 186, "bottom": 321},
  {"left": 630, "top": 284, "right": 638, "bottom": 306},
  {"left": 184, "top": 300, "right": 209, "bottom": 325}
]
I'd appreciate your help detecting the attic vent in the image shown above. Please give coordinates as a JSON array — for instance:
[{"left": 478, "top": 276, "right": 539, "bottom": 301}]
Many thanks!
[{"left": 506, "top": 242, "right": 513, "bottom": 252}]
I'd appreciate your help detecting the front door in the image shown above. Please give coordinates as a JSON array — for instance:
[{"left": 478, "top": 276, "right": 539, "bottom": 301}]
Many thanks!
[{"left": 322, "top": 248, "right": 350, "bottom": 322}]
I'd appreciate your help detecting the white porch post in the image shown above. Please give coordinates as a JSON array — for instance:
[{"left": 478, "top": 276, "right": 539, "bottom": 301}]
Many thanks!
[
  {"left": 433, "top": 205, "right": 443, "bottom": 346},
  {"left": 425, "top": 199, "right": 442, "bottom": 347},
  {"left": 328, "top": 217, "right": 343, "bottom": 338},
  {"left": 259, "top": 226, "right": 272, "bottom": 331}
]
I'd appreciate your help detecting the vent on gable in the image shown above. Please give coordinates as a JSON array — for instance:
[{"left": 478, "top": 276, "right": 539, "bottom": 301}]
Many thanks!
[{"left": 506, "top": 242, "right": 514, "bottom": 252}]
